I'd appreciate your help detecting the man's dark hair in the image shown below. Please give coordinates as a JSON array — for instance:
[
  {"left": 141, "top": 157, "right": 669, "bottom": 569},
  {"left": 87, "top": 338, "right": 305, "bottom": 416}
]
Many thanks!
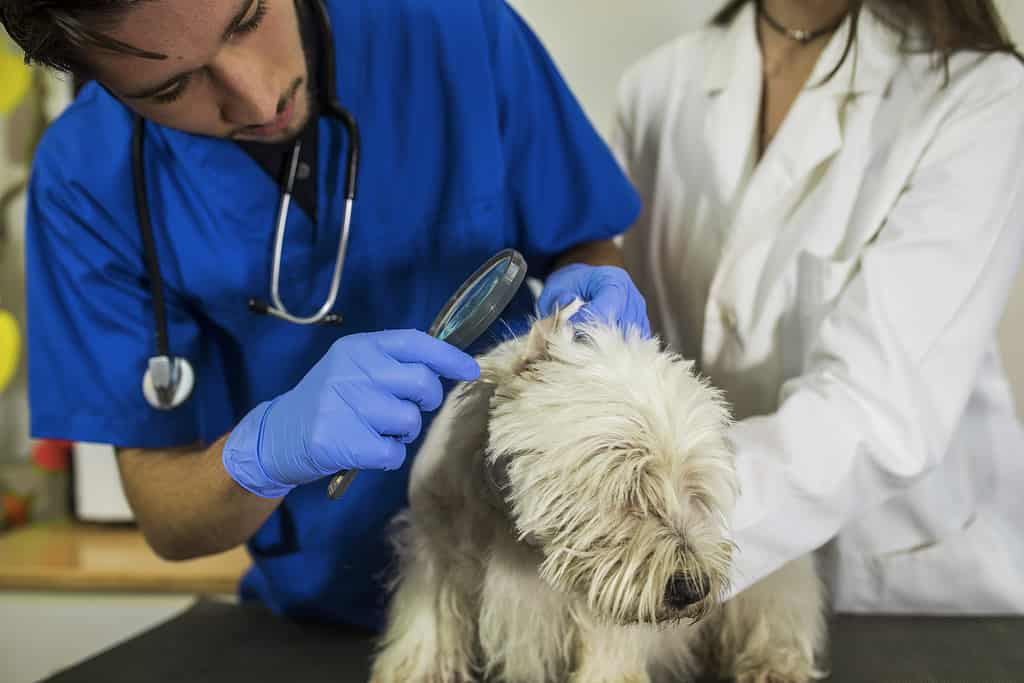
[{"left": 1, "top": 1, "right": 166, "bottom": 74}]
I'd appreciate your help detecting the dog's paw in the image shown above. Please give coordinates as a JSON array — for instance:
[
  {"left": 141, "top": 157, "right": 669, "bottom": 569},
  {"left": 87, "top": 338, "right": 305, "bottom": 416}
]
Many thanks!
[
  {"left": 369, "top": 663, "right": 461, "bottom": 683},
  {"left": 735, "top": 674, "right": 805, "bottom": 683},
  {"left": 368, "top": 675, "right": 450, "bottom": 683},
  {"left": 370, "top": 647, "right": 478, "bottom": 683},
  {"left": 568, "top": 673, "right": 651, "bottom": 683},
  {"left": 369, "top": 649, "right": 448, "bottom": 683},
  {"left": 731, "top": 650, "right": 823, "bottom": 683}
]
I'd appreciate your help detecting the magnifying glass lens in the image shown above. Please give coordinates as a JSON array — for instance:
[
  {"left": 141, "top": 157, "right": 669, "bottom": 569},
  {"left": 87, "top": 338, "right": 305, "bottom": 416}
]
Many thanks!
[{"left": 437, "top": 260, "right": 509, "bottom": 343}]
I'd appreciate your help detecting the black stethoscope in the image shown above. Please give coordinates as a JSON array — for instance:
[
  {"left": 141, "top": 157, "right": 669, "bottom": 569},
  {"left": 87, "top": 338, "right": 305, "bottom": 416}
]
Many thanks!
[{"left": 133, "top": 0, "right": 360, "bottom": 411}]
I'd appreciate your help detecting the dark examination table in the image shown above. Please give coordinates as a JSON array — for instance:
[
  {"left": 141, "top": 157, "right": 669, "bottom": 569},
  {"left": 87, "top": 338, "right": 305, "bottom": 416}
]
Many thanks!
[{"left": 40, "top": 598, "right": 1024, "bottom": 682}]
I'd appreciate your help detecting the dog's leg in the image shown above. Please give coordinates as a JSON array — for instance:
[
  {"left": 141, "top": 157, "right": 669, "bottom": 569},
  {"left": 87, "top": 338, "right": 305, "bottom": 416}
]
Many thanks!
[
  {"left": 372, "top": 376, "right": 501, "bottom": 683},
  {"left": 713, "top": 554, "right": 826, "bottom": 683},
  {"left": 478, "top": 536, "right": 577, "bottom": 683},
  {"left": 370, "top": 508, "right": 482, "bottom": 683},
  {"left": 568, "top": 619, "right": 654, "bottom": 683}
]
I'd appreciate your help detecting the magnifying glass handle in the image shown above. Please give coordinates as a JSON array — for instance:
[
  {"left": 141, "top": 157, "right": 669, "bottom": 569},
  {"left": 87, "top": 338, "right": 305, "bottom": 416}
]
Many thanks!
[{"left": 327, "top": 470, "right": 357, "bottom": 499}]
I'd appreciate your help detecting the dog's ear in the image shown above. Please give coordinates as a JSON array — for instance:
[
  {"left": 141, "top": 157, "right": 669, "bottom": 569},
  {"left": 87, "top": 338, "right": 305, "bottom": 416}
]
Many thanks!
[
  {"left": 476, "top": 299, "right": 584, "bottom": 384},
  {"left": 522, "top": 298, "right": 584, "bottom": 364}
]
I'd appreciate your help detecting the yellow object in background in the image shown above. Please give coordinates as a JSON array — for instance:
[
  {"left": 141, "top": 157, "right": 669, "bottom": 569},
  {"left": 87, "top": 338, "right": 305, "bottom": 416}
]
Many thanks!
[
  {"left": 0, "top": 308, "right": 21, "bottom": 392},
  {"left": 0, "top": 48, "right": 31, "bottom": 115}
]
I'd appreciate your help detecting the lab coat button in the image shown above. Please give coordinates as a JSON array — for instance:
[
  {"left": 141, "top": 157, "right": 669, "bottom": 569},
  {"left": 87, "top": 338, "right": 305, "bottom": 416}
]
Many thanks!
[
  {"left": 720, "top": 306, "right": 738, "bottom": 332},
  {"left": 719, "top": 305, "right": 744, "bottom": 351}
]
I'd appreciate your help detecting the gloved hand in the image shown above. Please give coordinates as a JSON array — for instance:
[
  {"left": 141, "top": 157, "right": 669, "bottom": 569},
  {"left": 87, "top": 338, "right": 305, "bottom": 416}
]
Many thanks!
[
  {"left": 223, "top": 329, "right": 480, "bottom": 498},
  {"left": 537, "top": 264, "right": 651, "bottom": 338}
]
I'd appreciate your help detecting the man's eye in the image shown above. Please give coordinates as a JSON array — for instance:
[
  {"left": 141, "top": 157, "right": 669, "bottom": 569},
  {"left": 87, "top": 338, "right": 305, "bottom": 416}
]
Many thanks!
[
  {"left": 151, "top": 75, "right": 191, "bottom": 104},
  {"left": 235, "top": 0, "right": 268, "bottom": 36}
]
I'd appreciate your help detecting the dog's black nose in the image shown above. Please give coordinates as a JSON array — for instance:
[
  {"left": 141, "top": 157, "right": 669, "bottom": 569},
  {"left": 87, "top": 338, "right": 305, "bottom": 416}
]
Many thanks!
[{"left": 664, "top": 573, "right": 709, "bottom": 610}]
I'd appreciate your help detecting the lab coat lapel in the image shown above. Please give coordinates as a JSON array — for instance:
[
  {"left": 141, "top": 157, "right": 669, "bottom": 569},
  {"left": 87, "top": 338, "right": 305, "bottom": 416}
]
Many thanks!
[
  {"left": 745, "top": 8, "right": 902, "bottom": 293},
  {"left": 754, "top": 6, "right": 898, "bottom": 232},
  {"left": 722, "top": 22, "right": 853, "bottom": 263},
  {"left": 701, "top": 3, "right": 763, "bottom": 211}
]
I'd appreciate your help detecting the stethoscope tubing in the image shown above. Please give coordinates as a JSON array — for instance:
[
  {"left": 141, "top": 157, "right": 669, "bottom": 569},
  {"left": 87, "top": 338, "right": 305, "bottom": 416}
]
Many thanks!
[{"left": 134, "top": 0, "right": 360, "bottom": 412}]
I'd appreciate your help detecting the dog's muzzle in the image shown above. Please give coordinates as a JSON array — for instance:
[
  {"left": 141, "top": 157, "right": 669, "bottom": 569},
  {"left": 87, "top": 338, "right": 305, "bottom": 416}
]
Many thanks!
[{"left": 664, "top": 573, "right": 710, "bottom": 611}]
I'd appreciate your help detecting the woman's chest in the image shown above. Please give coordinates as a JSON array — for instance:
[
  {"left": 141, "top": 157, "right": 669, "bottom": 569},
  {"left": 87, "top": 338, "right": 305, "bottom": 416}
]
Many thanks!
[{"left": 630, "top": 81, "right": 928, "bottom": 413}]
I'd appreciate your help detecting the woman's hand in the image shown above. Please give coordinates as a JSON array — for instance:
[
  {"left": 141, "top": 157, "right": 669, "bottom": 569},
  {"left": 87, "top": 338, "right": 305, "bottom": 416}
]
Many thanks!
[{"left": 538, "top": 264, "right": 651, "bottom": 337}]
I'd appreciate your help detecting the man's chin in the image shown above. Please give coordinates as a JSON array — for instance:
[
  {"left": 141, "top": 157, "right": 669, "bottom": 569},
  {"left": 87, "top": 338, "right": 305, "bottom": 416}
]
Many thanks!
[
  {"left": 231, "top": 117, "right": 309, "bottom": 144},
  {"left": 232, "top": 121, "right": 306, "bottom": 144},
  {"left": 230, "top": 92, "right": 311, "bottom": 144}
]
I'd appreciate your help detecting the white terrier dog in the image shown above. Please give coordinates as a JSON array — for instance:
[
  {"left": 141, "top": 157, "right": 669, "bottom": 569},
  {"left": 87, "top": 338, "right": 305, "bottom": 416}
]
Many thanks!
[{"left": 370, "top": 302, "right": 825, "bottom": 683}]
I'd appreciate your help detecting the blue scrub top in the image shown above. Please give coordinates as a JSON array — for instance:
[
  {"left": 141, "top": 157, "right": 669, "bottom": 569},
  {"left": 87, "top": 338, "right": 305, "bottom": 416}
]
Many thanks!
[{"left": 26, "top": 0, "right": 640, "bottom": 630}]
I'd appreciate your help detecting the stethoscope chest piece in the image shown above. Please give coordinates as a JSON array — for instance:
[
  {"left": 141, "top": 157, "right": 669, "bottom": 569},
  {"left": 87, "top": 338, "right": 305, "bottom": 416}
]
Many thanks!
[{"left": 143, "top": 355, "right": 195, "bottom": 410}]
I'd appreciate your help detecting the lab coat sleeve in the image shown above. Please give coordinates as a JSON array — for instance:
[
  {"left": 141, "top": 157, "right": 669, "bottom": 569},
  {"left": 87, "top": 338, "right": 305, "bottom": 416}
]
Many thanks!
[
  {"left": 725, "top": 62, "right": 1024, "bottom": 596},
  {"left": 25, "top": 141, "right": 202, "bottom": 449},
  {"left": 485, "top": 1, "right": 641, "bottom": 279}
]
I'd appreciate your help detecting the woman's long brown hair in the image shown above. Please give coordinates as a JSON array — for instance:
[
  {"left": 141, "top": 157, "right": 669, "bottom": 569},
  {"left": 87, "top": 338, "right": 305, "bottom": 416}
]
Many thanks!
[{"left": 713, "top": 0, "right": 1023, "bottom": 82}]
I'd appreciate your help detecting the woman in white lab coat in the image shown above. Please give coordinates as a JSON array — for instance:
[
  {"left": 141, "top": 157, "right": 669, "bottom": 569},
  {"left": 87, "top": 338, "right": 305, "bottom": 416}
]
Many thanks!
[{"left": 614, "top": 0, "right": 1024, "bottom": 613}]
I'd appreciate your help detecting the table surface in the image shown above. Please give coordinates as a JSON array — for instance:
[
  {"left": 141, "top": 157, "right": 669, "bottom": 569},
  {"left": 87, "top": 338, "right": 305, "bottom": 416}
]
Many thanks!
[
  {"left": 38, "top": 598, "right": 1024, "bottom": 682},
  {"left": 0, "top": 519, "right": 250, "bottom": 593}
]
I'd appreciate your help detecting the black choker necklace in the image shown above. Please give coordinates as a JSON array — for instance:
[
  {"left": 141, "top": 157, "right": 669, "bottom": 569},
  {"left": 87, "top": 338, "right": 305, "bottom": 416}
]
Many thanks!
[{"left": 758, "top": 2, "right": 847, "bottom": 44}]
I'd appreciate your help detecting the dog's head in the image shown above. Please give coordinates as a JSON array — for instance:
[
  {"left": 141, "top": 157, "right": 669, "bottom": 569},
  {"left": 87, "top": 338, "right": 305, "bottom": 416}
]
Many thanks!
[{"left": 477, "top": 301, "right": 737, "bottom": 625}]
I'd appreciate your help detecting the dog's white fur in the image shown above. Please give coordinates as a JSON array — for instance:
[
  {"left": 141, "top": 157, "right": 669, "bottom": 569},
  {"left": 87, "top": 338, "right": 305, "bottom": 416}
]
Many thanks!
[{"left": 370, "top": 303, "right": 826, "bottom": 682}]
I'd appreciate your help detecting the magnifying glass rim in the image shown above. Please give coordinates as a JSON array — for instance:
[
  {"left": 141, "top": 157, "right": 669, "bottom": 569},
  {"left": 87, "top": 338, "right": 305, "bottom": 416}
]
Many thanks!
[{"left": 427, "top": 248, "right": 527, "bottom": 348}]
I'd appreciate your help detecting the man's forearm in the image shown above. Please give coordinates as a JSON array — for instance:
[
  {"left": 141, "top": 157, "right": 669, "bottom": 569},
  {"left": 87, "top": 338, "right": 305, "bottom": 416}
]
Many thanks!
[{"left": 117, "top": 434, "right": 282, "bottom": 561}]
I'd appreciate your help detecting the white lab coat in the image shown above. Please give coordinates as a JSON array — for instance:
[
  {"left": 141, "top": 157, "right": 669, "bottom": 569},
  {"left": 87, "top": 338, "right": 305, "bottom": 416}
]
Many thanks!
[{"left": 614, "top": 3, "right": 1024, "bottom": 613}]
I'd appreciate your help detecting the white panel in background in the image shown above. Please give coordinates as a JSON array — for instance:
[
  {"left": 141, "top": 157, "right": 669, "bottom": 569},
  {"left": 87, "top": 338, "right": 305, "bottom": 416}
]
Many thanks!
[
  {"left": 73, "top": 441, "right": 135, "bottom": 522},
  {"left": 507, "top": 0, "right": 719, "bottom": 138}
]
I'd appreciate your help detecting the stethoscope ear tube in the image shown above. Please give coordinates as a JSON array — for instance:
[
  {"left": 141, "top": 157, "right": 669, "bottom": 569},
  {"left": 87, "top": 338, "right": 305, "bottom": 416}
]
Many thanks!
[
  {"left": 336, "top": 105, "right": 359, "bottom": 200},
  {"left": 133, "top": 116, "right": 196, "bottom": 411},
  {"left": 132, "top": 116, "right": 170, "bottom": 361}
]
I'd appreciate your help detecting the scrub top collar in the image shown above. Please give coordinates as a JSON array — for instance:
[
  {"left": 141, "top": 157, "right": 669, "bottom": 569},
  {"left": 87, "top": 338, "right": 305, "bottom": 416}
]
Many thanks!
[{"left": 234, "top": 0, "right": 326, "bottom": 220}]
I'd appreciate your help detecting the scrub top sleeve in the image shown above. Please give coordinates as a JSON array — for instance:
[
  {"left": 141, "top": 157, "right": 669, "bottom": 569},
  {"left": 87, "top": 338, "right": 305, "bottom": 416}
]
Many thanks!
[
  {"left": 489, "top": 2, "right": 641, "bottom": 279},
  {"left": 25, "top": 159, "right": 202, "bottom": 449}
]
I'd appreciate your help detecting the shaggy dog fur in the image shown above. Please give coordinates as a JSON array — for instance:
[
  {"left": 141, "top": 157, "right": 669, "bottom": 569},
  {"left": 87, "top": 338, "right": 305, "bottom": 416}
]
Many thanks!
[{"left": 369, "top": 302, "right": 825, "bottom": 682}]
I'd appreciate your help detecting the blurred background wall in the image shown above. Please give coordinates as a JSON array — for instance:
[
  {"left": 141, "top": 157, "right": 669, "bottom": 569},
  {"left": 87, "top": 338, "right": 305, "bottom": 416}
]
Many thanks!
[{"left": 1, "top": 37, "right": 72, "bottom": 465}]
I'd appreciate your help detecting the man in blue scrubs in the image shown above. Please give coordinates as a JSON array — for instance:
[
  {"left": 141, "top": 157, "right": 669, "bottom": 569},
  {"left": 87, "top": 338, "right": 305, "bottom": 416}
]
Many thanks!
[{"left": 3, "top": 0, "right": 649, "bottom": 629}]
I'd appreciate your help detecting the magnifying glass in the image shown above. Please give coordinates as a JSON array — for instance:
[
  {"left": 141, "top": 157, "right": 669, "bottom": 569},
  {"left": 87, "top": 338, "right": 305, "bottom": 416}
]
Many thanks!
[{"left": 326, "top": 248, "right": 528, "bottom": 499}]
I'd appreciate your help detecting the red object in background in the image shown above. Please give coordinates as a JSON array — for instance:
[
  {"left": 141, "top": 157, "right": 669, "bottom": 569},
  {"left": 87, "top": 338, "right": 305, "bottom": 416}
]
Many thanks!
[{"left": 32, "top": 439, "right": 73, "bottom": 472}]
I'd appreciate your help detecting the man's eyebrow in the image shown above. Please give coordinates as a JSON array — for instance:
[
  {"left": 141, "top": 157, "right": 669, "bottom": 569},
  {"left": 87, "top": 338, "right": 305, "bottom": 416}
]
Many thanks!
[{"left": 121, "top": 0, "right": 255, "bottom": 99}]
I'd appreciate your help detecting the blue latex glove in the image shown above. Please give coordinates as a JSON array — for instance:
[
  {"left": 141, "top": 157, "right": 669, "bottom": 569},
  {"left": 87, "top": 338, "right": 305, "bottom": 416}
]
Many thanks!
[
  {"left": 537, "top": 264, "right": 651, "bottom": 338},
  {"left": 223, "top": 330, "right": 480, "bottom": 498}
]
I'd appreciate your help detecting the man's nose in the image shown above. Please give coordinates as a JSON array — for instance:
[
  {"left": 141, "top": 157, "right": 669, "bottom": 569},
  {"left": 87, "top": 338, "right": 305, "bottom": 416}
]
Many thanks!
[{"left": 209, "top": 48, "right": 279, "bottom": 125}]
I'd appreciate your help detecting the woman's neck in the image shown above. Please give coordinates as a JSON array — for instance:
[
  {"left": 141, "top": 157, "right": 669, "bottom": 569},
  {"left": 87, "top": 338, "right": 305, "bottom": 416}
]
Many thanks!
[{"left": 760, "top": 0, "right": 852, "bottom": 32}]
